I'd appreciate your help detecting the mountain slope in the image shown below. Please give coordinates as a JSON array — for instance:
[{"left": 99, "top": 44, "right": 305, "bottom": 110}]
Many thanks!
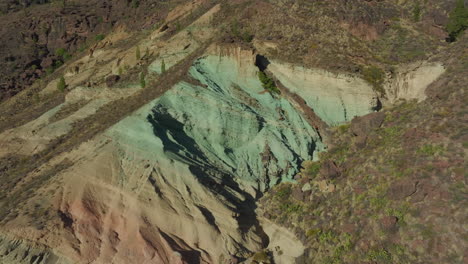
[{"left": 0, "top": 0, "right": 466, "bottom": 263}]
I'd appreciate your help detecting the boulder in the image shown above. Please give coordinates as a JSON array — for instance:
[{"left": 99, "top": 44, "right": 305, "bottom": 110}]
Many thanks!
[
  {"left": 387, "top": 179, "right": 418, "bottom": 200},
  {"left": 40, "top": 57, "right": 54, "bottom": 69},
  {"left": 319, "top": 160, "right": 341, "bottom": 179},
  {"left": 350, "top": 111, "right": 385, "bottom": 146},
  {"left": 292, "top": 187, "right": 305, "bottom": 201},
  {"left": 301, "top": 183, "right": 312, "bottom": 192},
  {"left": 106, "top": 75, "right": 121, "bottom": 87},
  {"left": 228, "top": 255, "right": 239, "bottom": 264},
  {"left": 380, "top": 216, "right": 398, "bottom": 230}
]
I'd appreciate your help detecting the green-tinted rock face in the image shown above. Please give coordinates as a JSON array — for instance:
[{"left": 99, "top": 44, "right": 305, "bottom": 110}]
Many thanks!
[
  {"left": 268, "top": 62, "right": 379, "bottom": 126},
  {"left": 112, "top": 55, "right": 324, "bottom": 193}
]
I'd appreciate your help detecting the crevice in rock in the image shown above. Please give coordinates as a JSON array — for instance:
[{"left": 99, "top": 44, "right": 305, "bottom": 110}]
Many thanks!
[
  {"left": 372, "top": 96, "right": 383, "bottom": 112},
  {"left": 148, "top": 173, "right": 163, "bottom": 198},
  {"left": 58, "top": 210, "right": 73, "bottom": 229},
  {"left": 255, "top": 54, "right": 270, "bottom": 71},
  {"left": 159, "top": 231, "right": 202, "bottom": 264},
  {"left": 340, "top": 97, "right": 348, "bottom": 121},
  {"left": 196, "top": 205, "right": 220, "bottom": 233}
]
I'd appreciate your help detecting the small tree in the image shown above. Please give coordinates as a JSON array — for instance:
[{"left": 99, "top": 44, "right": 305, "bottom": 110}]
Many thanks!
[
  {"left": 57, "top": 76, "right": 66, "bottom": 92},
  {"left": 161, "top": 59, "right": 166, "bottom": 73},
  {"left": 139, "top": 72, "right": 146, "bottom": 88},
  {"left": 446, "top": 0, "right": 468, "bottom": 42},
  {"left": 136, "top": 46, "right": 141, "bottom": 60}
]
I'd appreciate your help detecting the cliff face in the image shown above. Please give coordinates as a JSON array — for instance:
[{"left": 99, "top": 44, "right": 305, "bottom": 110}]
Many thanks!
[
  {"left": 267, "top": 62, "right": 379, "bottom": 126},
  {"left": 0, "top": 0, "right": 465, "bottom": 263}
]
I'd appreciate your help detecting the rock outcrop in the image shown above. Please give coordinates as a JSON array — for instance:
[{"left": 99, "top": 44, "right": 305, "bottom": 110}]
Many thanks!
[
  {"left": 384, "top": 61, "right": 445, "bottom": 103},
  {"left": 267, "top": 62, "right": 379, "bottom": 126}
]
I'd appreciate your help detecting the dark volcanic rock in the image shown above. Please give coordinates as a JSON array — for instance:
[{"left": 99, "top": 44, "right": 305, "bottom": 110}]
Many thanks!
[
  {"left": 319, "top": 160, "right": 341, "bottom": 180},
  {"left": 106, "top": 75, "right": 121, "bottom": 87},
  {"left": 292, "top": 186, "right": 305, "bottom": 201},
  {"left": 350, "top": 111, "right": 385, "bottom": 146},
  {"left": 380, "top": 216, "right": 398, "bottom": 230},
  {"left": 387, "top": 179, "right": 418, "bottom": 200}
]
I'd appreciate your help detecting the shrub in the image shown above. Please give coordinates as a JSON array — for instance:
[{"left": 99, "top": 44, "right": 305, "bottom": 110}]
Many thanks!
[
  {"left": 95, "top": 34, "right": 105, "bottom": 42},
  {"left": 258, "top": 71, "right": 280, "bottom": 94},
  {"left": 45, "top": 67, "right": 55, "bottom": 75},
  {"left": 161, "top": 59, "right": 166, "bottom": 73},
  {"left": 55, "top": 60, "right": 65, "bottom": 68},
  {"left": 362, "top": 66, "right": 385, "bottom": 95},
  {"left": 136, "top": 46, "right": 141, "bottom": 60},
  {"left": 242, "top": 31, "right": 253, "bottom": 42},
  {"left": 131, "top": 0, "right": 140, "bottom": 8},
  {"left": 55, "top": 48, "right": 66, "bottom": 57},
  {"left": 306, "top": 161, "right": 321, "bottom": 177},
  {"left": 417, "top": 144, "right": 444, "bottom": 155},
  {"left": 446, "top": 0, "right": 468, "bottom": 42},
  {"left": 275, "top": 184, "right": 292, "bottom": 199},
  {"left": 78, "top": 43, "right": 88, "bottom": 52},
  {"left": 55, "top": 48, "right": 71, "bottom": 61},
  {"left": 252, "top": 251, "right": 270, "bottom": 262},
  {"left": 139, "top": 72, "right": 146, "bottom": 88},
  {"left": 57, "top": 76, "right": 66, "bottom": 92},
  {"left": 412, "top": 2, "right": 422, "bottom": 22},
  {"left": 367, "top": 248, "right": 392, "bottom": 263},
  {"left": 230, "top": 20, "right": 254, "bottom": 43}
]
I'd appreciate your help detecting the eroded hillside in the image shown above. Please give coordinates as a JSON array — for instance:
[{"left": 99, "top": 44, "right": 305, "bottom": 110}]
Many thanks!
[{"left": 0, "top": 0, "right": 466, "bottom": 263}]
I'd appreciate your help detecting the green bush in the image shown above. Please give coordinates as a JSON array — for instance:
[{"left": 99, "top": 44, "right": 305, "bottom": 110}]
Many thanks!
[
  {"left": 252, "top": 251, "right": 270, "bottom": 262},
  {"left": 417, "top": 144, "right": 444, "bottom": 155},
  {"left": 258, "top": 71, "right": 280, "bottom": 94},
  {"left": 136, "top": 46, "right": 141, "bottom": 60},
  {"left": 230, "top": 20, "right": 254, "bottom": 43},
  {"left": 131, "top": 0, "right": 140, "bottom": 8},
  {"left": 412, "top": 2, "right": 422, "bottom": 22},
  {"left": 242, "top": 31, "right": 253, "bottom": 42},
  {"left": 275, "top": 184, "right": 292, "bottom": 199},
  {"left": 161, "top": 59, "right": 166, "bottom": 73},
  {"left": 55, "top": 48, "right": 71, "bottom": 61},
  {"left": 367, "top": 248, "right": 392, "bottom": 263},
  {"left": 57, "top": 76, "right": 66, "bottom": 92},
  {"left": 139, "top": 72, "right": 146, "bottom": 88},
  {"left": 55, "top": 48, "right": 66, "bottom": 57},
  {"left": 95, "top": 34, "right": 105, "bottom": 42},
  {"left": 446, "top": 0, "right": 468, "bottom": 42},
  {"left": 307, "top": 161, "right": 321, "bottom": 177},
  {"left": 45, "top": 67, "right": 55, "bottom": 75}
]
